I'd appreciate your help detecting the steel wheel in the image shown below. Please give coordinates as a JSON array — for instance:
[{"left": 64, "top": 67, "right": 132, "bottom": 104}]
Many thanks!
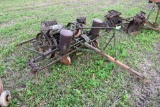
[{"left": 36, "top": 33, "right": 52, "bottom": 58}]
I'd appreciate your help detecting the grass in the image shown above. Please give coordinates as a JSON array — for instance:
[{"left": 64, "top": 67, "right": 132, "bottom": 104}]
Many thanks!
[{"left": 0, "top": 0, "right": 160, "bottom": 106}]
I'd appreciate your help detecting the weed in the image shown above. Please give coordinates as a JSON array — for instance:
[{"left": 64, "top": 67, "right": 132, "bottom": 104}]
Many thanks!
[{"left": 0, "top": 0, "right": 160, "bottom": 106}]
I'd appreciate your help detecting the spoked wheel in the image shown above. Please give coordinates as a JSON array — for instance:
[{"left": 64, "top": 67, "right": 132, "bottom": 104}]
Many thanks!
[
  {"left": 36, "top": 33, "right": 52, "bottom": 58},
  {"left": 127, "top": 21, "right": 140, "bottom": 35}
]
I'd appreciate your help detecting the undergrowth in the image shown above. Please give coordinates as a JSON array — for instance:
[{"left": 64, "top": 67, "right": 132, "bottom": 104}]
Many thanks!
[{"left": 0, "top": 0, "right": 160, "bottom": 106}]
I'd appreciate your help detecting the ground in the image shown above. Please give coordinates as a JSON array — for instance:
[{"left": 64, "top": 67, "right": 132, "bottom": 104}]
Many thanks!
[{"left": 0, "top": 0, "right": 160, "bottom": 107}]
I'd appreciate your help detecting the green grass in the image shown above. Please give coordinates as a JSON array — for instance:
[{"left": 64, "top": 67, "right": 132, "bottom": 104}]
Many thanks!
[{"left": 0, "top": 0, "right": 160, "bottom": 106}]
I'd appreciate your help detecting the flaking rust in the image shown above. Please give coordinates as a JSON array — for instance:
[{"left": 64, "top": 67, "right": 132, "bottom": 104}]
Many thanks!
[
  {"left": 17, "top": 17, "right": 148, "bottom": 83},
  {"left": 104, "top": 10, "right": 122, "bottom": 29},
  {"left": 127, "top": 11, "right": 146, "bottom": 35},
  {"left": 126, "top": 0, "right": 160, "bottom": 35},
  {"left": 103, "top": 10, "right": 145, "bottom": 35},
  {"left": 102, "top": 2, "right": 160, "bottom": 35}
]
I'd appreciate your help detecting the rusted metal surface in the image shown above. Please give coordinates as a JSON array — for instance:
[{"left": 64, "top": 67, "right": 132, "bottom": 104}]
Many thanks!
[
  {"left": 28, "top": 50, "right": 77, "bottom": 74},
  {"left": 58, "top": 29, "right": 73, "bottom": 65},
  {"left": 67, "top": 17, "right": 86, "bottom": 38},
  {"left": 36, "top": 33, "right": 53, "bottom": 57},
  {"left": 17, "top": 37, "right": 36, "bottom": 46},
  {"left": 41, "top": 20, "right": 58, "bottom": 34},
  {"left": 102, "top": 6, "right": 160, "bottom": 35},
  {"left": 18, "top": 18, "right": 86, "bottom": 73},
  {"left": 90, "top": 18, "right": 103, "bottom": 37},
  {"left": 125, "top": 4, "right": 160, "bottom": 35},
  {"left": 104, "top": 10, "right": 122, "bottom": 32},
  {"left": 17, "top": 12, "right": 152, "bottom": 83},
  {"left": 116, "top": 2, "right": 159, "bottom": 36},
  {"left": 133, "top": 11, "right": 146, "bottom": 25},
  {"left": 18, "top": 18, "right": 119, "bottom": 73},
  {"left": 76, "top": 17, "right": 86, "bottom": 25},
  {"left": 59, "top": 29, "right": 73, "bottom": 55},
  {"left": 127, "top": 11, "right": 146, "bottom": 35},
  {"left": 149, "top": 0, "right": 160, "bottom": 3},
  {"left": 104, "top": 10, "right": 133, "bottom": 33},
  {"left": 27, "top": 60, "right": 39, "bottom": 74}
]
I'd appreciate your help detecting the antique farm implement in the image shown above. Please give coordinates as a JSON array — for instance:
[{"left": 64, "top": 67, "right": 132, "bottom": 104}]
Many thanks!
[
  {"left": 103, "top": 5, "right": 160, "bottom": 35},
  {"left": 17, "top": 17, "right": 148, "bottom": 82},
  {"left": 125, "top": 0, "right": 160, "bottom": 35},
  {"left": 103, "top": 10, "right": 147, "bottom": 35}
]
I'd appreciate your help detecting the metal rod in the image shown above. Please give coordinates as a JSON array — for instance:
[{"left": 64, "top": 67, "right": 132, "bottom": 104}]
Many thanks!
[
  {"left": 79, "top": 27, "right": 117, "bottom": 29},
  {"left": 30, "top": 39, "right": 83, "bottom": 63},
  {"left": 145, "top": 20, "right": 156, "bottom": 28},
  {"left": 103, "top": 34, "right": 115, "bottom": 50},
  {"left": 144, "top": 21, "right": 160, "bottom": 31},
  {"left": 83, "top": 42, "right": 148, "bottom": 82},
  {"left": 17, "top": 37, "right": 36, "bottom": 46},
  {"left": 30, "top": 43, "right": 84, "bottom": 73},
  {"left": 22, "top": 46, "right": 44, "bottom": 56},
  {"left": 31, "top": 48, "right": 59, "bottom": 63},
  {"left": 146, "top": 5, "right": 155, "bottom": 20},
  {"left": 38, "top": 50, "right": 77, "bottom": 71},
  {"left": 143, "top": 25, "right": 160, "bottom": 31},
  {"left": 155, "top": 8, "right": 160, "bottom": 23},
  {"left": 113, "top": 31, "right": 117, "bottom": 60}
]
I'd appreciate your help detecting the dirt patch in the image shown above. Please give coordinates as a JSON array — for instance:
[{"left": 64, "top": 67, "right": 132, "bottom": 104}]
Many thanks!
[
  {"left": 131, "top": 41, "right": 160, "bottom": 107},
  {"left": 1, "top": 0, "right": 159, "bottom": 106}
]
